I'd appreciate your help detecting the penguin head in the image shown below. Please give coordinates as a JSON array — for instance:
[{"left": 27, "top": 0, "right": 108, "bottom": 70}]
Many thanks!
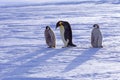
[
  {"left": 46, "top": 26, "right": 50, "bottom": 30},
  {"left": 93, "top": 24, "right": 99, "bottom": 28},
  {"left": 56, "top": 21, "right": 63, "bottom": 29},
  {"left": 56, "top": 21, "right": 70, "bottom": 29}
]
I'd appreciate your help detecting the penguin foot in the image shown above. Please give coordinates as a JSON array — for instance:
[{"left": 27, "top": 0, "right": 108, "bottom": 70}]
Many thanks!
[
  {"left": 92, "top": 46, "right": 103, "bottom": 48},
  {"left": 48, "top": 46, "right": 52, "bottom": 48},
  {"left": 68, "top": 44, "right": 77, "bottom": 47},
  {"left": 48, "top": 46, "right": 55, "bottom": 48},
  {"left": 62, "top": 46, "right": 67, "bottom": 48},
  {"left": 61, "top": 44, "right": 77, "bottom": 48}
]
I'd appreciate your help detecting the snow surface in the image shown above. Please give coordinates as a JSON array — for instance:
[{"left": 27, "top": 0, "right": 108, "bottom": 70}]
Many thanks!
[{"left": 0, "top": 0, "right": 120, "bottom": 80}]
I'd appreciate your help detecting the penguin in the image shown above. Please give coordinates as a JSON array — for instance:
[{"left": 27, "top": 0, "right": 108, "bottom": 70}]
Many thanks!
[
  {"left": 44, "top": 26, "right": 56, "bottom": 48},
  {"left": 91, "top": 24, "right": 103, "bottom": 48},
  {"left": 56, "top": 21, "right": 76, "bottom": 47}
]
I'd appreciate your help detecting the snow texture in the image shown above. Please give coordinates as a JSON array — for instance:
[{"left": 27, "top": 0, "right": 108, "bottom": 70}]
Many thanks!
[{"left": 0, "top": 0, "right": 120, "bottom": 80}]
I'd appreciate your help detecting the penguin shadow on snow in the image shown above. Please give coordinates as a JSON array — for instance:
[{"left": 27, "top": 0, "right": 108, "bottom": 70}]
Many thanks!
[
  {"left": 1, "top": 47, "right": 68, "bottom": 79},
  {"left": 63, "top": 48, "right": 100, "bottom": 72}
]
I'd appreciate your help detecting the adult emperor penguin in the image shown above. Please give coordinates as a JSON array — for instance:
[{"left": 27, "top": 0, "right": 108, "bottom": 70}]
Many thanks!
[
  {"left": 56, "top": 21, "right": 76, "bottom": 47},
  {"left": 91, "top": 24, "right": 103, "bottom": 48},
  {"left": 44, "top": 26, "right": 56, "bottom": 48}
]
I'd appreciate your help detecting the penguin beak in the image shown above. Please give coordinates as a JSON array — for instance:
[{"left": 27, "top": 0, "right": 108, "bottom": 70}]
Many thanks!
[{"left": 56, "top": 22, "right": 60, "bottom": 29}]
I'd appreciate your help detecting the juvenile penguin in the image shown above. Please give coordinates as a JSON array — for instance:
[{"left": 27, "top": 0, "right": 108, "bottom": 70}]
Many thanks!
[
  {"left": 56, "top": 21, "right": 76, "bottom": 47},
  {"left": 91, "top": 24, "right": 103, "bottom": 48},
  {"left": 44, "top": 26, "right": 56, "bottom": 48}
]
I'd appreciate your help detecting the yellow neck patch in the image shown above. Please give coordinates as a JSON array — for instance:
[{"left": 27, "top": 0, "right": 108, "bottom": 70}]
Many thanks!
[{"left": 60, "top": 25, "right": 64, "bottom": 30}]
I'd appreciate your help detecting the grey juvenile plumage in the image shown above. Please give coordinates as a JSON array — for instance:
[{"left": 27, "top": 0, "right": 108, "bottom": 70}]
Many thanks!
[
  {"left": 44, "top": 26, "right": 56, "bottom": 48},
  {"left": 91, "top": 24, "right": 103, "bottom": 48}
]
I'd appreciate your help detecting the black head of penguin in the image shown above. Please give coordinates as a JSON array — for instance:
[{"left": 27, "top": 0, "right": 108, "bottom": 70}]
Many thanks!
[
  {"left": 93, "top": 24, "right": 99, "bottom": 28},
  {"left": 56, "top": 21, "right": 63, "bottom": 29},
  {"left": 56, "top": 21, "right": 72, "bottom": 30},
  {"left": 46, "top": 26, "right": 50, "bottom": 30}
]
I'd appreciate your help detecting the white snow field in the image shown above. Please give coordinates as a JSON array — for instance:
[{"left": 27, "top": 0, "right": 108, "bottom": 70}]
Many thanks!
[{"left": 0, "top": 0, "right": 120, "bottom": 80}]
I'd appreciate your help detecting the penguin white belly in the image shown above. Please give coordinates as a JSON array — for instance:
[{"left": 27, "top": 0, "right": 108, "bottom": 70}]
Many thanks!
[{"left": 60, "top": 26, "right": 68, "bottom": 47}]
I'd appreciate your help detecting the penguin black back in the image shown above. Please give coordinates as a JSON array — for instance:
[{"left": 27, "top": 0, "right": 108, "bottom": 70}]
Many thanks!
[{"left": 62, "top": 21, "right": 72, "bottom": 45}]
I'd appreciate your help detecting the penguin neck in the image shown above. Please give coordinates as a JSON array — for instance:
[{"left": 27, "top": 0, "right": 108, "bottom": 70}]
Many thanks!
[{"left": 59, "top": 25, "right": 65, "bottom": 35}]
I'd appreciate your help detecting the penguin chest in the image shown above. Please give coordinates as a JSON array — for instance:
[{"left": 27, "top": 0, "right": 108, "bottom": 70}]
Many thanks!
[
  {"left": 59, "top": 26, "right": 68, "bottom": 45},
  {"left": 60, "top": 26, "right": 64, "bottom": 35}
]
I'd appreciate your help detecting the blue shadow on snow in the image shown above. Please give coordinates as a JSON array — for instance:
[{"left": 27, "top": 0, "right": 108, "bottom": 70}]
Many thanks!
[
  {"left": 1, "top": 47, "right": 68, "bottom": 80},
  {"left": 63, "top": 48, "right": 100, "bottom": 72}
]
